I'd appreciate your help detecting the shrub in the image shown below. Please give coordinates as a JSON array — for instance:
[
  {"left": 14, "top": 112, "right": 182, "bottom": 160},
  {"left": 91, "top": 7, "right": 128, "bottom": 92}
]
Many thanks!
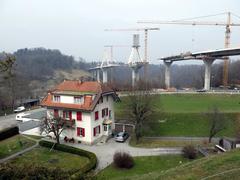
[
  {"left": 39, "top": 140, "right": 97, "bottom": 179},
  {"left": 113, "top": 151, "right": 134, "bottom": 169},
  {"left": 182, "top": 145, "right": 197, "bottom": 159},
  {"left": 0, "top": 163, "right": 70, "bottom": 179},
  {"left": 0, "top": 126, "right": 19, "bottom": 141}
]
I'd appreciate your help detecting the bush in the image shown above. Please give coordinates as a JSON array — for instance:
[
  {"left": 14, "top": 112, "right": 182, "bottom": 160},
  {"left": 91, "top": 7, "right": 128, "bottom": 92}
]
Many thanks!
[
  {"left": 0, "top": 163, "right": 70, "bottom": 179},
  {"left": 182, "top": 145, "right": 197, "bottom": 159},
  {"left": 113, "top": 151, "right": 134, "bottom": 169},
  {"left": 0, "top": 126, "right": 19, "bottom": 141},
  {"left": 39, "top": 140, "right": 97, "bottom": 179}
]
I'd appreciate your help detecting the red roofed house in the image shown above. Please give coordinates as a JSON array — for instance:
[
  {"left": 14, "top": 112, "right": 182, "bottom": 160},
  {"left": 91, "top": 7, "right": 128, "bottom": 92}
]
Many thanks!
[{"left": 41, "top": 80, "right": 119, "bottom": 145}]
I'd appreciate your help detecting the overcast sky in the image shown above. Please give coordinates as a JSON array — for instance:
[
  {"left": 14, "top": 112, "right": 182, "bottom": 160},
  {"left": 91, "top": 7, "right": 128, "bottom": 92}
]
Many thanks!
[{"left": 1, "top": 0, "right": 240, "bottom": 64}]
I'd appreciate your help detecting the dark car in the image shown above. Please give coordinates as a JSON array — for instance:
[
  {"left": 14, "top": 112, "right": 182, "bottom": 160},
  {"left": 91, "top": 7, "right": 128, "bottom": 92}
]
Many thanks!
[{"left": 114, "top": 132, "right": 129, "bottom": 142}]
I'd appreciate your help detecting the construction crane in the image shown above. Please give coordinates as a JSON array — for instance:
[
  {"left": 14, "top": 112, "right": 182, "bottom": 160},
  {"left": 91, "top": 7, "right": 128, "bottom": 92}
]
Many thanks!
[
  {"left": 138, "top": 12, "right": 240, "bottom": 88},
  {"left": 105, "top": 27, "right": 160, "bottom": 82},
  {"left": 104, "top": 45, "right": 129, "bottom": 62}
]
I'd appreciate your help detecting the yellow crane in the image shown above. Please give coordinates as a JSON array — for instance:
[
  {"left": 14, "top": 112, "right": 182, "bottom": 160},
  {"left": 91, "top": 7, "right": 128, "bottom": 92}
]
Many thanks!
[
  {"left": 105, "top": 28, "right": 159, "bottom": 82},
  {"left": 138, "top": 12, "right": 240, "bottom": 88}
]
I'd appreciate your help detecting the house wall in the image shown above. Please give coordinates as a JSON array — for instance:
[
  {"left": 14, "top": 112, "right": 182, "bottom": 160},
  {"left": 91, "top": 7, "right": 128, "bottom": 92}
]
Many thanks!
[{"left": 46, "top": 94, "right": 115, "bottom": 145}]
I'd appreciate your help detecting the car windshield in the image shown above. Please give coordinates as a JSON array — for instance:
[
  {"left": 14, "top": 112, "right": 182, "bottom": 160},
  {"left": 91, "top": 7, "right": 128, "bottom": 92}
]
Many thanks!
[{"left": 117, "top": 132, "right": 124, "bottom": 137}]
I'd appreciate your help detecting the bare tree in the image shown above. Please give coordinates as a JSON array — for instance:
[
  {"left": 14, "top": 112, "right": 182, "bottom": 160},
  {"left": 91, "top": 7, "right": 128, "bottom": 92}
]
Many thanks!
[
  {"left": 127, "top": 85, "right": 154, "bottom": 143},
  {"left": 205, "top": 106, "right": 226, "bottom": 143},
  {"left": 40, "top": 116, "right": 71, "bottom": 144},
  {"left": 0, "top": 54, "right": 17, "bottom": 110}
]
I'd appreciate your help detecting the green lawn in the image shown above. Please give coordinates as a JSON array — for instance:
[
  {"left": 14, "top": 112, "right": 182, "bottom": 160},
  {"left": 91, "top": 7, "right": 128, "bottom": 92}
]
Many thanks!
[
  {"left": 116, "top": 94, "right": 240, "bottom": 114},
  {"left": 96, "top": 155, "right": 192, "bottom": 180},
  {"left": 130, "top": 137, "right": 213, "bottom": 148},
  {"left": 9, "top": 146, "right": 90, "bottom": 173},
  {"left": 0, "top": 135, "right": 35, "bottom": 159},
  {"left": 132, "top": 149, "right": 240, "bottom": 180},
  {"left": 115, "top": 94, "right": 240, "bottom": 137}
]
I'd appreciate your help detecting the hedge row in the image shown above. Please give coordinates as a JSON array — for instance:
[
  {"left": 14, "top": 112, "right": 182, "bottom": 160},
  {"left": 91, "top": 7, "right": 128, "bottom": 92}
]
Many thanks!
[
  {"left": 0, "top": 126, "right": 19, "bottom": 141},
  {"left": 39, "top": 140, "right": 97, "bottom": 179}
]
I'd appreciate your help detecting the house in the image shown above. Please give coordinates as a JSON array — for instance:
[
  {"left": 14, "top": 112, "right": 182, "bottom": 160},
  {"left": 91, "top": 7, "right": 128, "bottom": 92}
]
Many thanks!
[{"left": 41, "top": 80, "right": 119, "bottom": 145}]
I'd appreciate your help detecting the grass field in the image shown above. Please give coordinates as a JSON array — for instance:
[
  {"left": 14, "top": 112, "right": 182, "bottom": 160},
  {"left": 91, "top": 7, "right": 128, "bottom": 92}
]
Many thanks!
[
  {"left": 129, "top": 137, "right": 213, "bottom": 148},
  {"left": 0, "top": 135, "right": 35, "bottom": 159},
  {"left": 9, "top": 146, "right": 90, "bottom": 173},
  {"left": 115, "top": 94, "right": 240, "bottom": 137},
  {"left": 96, "top": 155, "right": 192, "bottom": 180},
  {"left": 127, "top": 149, "right": 240, "bottom": 180}
]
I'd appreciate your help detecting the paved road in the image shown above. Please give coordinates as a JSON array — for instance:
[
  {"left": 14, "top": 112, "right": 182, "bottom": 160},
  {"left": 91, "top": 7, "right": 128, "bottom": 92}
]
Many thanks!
[
  {"left": 0, "top": 108, "right": 46, "bottom": 131},
  {"left": 65, "top": 138, "right": 182, "bottom": 171}
]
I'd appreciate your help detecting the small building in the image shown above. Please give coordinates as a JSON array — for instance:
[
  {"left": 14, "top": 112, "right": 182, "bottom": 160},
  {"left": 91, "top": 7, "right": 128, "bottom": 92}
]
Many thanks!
[{"left": 41, "top": 80, "right": 119, "bottom": 145}]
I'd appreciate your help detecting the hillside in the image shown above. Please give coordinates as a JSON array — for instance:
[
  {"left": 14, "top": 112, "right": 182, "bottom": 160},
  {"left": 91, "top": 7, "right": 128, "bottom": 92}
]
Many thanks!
[{"left": 125, "top": 149, "right": 240, "bottom": 180}]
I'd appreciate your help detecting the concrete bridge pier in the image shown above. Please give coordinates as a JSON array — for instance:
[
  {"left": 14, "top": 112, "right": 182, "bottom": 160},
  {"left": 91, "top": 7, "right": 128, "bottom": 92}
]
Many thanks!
[
  {"left": 132, "top": 68, "right": 140, "bottom": 88},
  {"left": 164, "top": 61, "right": 173, "bottom": 89},
  {"left": 102, "top": 68, "right": 108, "bottom": 83},
  {"left": 203, "top": 59, "right": 215, "bottom": 90},
  {"left": 96, "top": 69, "right": 101, "bottom": 82}
]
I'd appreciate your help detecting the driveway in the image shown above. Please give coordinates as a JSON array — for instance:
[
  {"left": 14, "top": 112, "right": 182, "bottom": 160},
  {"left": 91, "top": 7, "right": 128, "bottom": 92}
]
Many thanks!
[{"left": 67, "top": 138, "right": 182, "bottom": 171}]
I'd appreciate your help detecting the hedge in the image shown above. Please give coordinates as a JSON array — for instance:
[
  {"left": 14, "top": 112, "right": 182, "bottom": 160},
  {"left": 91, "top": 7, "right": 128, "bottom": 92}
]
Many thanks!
[
  {"left": 39, "top": 140, "right": 97, "bottom": 179},
  {"left": 0, "top": 126, "right": 19, "bottom": 141}
]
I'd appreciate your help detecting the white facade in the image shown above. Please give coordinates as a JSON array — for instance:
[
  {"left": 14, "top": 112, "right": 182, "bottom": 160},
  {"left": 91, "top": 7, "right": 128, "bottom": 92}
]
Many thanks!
[{"left": 47, "top": 94, "right": 115, "bottom": 145}]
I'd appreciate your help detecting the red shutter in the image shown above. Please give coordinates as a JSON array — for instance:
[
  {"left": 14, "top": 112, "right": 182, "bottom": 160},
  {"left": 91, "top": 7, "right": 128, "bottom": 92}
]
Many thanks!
[
  {"left": 106, "top": 108, "right": 108, "bottom": 116},
  {"left": 69, "top": 111, "right": 72, "bottom": 121},
  {"left": 63, "top": 111, "right": 66, "bottom": 118},
  {"left": 77, "top": 112, "right": 82, "bottom": 121},
  {"left": 54, "top": 109, "right": 58, "bottom": 118},
  {"left": 77, "top": 127, "right": 80, "bottom": 136},
  {"left": 95, "top": 111, "right": 98, "bottom": 120},
  {"left": 102, "top": 109, "right": 104, "bottom": 118},
  {"left": 93, "top": 127, "right": 96, "bottom": 136},
  {"left": 82, "top": 128, "right": 85, "bottom": 137}
]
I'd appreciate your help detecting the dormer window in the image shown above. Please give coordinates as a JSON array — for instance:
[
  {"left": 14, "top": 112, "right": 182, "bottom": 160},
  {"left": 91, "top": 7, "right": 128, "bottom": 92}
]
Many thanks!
[
  {"left": 53, "top": 95, "right": 60, "bottom": 102},
  {"left": 74, "top": 96, "right": 83, "bottom": 104}
]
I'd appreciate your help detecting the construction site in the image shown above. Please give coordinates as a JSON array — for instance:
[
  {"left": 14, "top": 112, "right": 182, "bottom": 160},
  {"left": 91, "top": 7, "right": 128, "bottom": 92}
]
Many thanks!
[{"left": 90, "top": 12, "right": 240, "bottom": 91}]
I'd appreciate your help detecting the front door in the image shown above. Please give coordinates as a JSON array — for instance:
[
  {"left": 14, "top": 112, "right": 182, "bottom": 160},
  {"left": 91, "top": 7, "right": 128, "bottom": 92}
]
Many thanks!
[{"left": 103, "top": 124, "right": 112, "bottom": 136}]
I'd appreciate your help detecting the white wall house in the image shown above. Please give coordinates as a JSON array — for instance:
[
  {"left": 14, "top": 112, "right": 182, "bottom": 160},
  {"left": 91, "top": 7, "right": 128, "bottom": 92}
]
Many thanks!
[{"left": 41, "top": 80, "right": 119, "bottom": 145}]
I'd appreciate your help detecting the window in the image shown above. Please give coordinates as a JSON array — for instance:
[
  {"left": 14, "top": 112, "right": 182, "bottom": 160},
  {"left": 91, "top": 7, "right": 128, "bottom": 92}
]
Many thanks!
[
  {"left": 77, "top": 112, "right": 82, "bottom": 121},
  {"left": 74, "top": 96, "right": 82, "bottom": 104},
  {"left": 95, "top": 111, "right": 99, "bottom": 120},
  {"left": 99, "top": 97, "right": 103, "bottom": 104},
  {"left": 109, "top": 110, "right": 112, "bottom": 119},
  {"left": 54, "top": 109, "right": 59, "bottom": 118},
  {"left": 53, "top": 95, "right": 60, "bottom": 102},
  {"left": 63, "top": 111, "right": 72, "bottom": 120},
  {"left": 93, "top": 125, "right": 100, "bottom": 136},
  {"left": 102, "top": 108, "right": 109, "bottom": 118},
  {"left": 77, "top": 127, "right": 85, "bottom": 137},
  {"left": 104, "top": 125, "right": 107, "bottom": 131}
]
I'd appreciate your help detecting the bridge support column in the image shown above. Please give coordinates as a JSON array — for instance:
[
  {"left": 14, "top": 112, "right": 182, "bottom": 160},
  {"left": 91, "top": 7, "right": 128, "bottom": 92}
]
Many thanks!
[
  {"left": 96, "top": 69, "right": 101, "bottom": 82},
  {"left": 203, "top": 59, "right": 214, "bottom": 90},
  {"left": 164, "top": 61, "right": 172, "bottom": 89},
  {"left": 132, "top": 68, "right": 140, "bottom": 88},
  {"left": 102, "top": 68, "right": 108, "bottom": 83}
]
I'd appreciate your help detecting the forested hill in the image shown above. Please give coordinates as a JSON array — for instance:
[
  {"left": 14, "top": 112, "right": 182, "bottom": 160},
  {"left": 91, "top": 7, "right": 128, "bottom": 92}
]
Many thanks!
[{"left": 14, "top": 48, "right": 94, "bottom": 81}]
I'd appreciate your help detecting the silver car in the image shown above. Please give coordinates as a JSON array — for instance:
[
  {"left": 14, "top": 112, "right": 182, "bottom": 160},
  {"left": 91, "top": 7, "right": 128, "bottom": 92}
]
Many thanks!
[{"left": 114, "top": 132, "right": 129, "bottom": 142}]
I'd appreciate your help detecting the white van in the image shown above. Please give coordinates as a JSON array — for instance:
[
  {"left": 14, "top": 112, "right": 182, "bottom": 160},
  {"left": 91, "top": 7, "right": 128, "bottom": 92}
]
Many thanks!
[{"left": 16, "top": 112, "right": 31, "bottom": 122}]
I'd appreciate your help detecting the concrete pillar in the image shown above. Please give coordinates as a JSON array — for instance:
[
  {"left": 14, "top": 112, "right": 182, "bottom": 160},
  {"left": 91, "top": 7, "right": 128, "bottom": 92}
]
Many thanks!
[
  {"left": 203, "top": 59, "right": 215, "bottom": 90},
  {"left": 164, "top": 61, "right": 172, "bottom": 89},
  {"left": 132, "top": 68, "right": 139, "bottom": 88},
  {"left": 96, "top": 69, "right": 100, "bottom": 82},
  {"left": 102, "top": 68, "right": 108, "bottom": 83}
]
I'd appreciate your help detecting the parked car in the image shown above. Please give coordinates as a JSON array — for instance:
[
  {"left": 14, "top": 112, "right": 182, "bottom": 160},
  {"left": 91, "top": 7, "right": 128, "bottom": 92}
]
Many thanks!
[
  {"left": 114, "top": 132, "right": 129, "bottom": 142},
  {"left": 14, "top": 106, "right": 26, "bottom": 113},
  {"left": 196, "top": 89, "right": 206, "bottom": 92}
]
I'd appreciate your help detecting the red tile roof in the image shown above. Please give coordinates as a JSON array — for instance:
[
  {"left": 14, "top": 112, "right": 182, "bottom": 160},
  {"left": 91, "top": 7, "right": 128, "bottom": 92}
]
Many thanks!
[
  {"left": 41, "top": 80, "right": 117, "bottom": 111},
  {"left": 54, "top": 80, "right": 102, "bottom": 92}
]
